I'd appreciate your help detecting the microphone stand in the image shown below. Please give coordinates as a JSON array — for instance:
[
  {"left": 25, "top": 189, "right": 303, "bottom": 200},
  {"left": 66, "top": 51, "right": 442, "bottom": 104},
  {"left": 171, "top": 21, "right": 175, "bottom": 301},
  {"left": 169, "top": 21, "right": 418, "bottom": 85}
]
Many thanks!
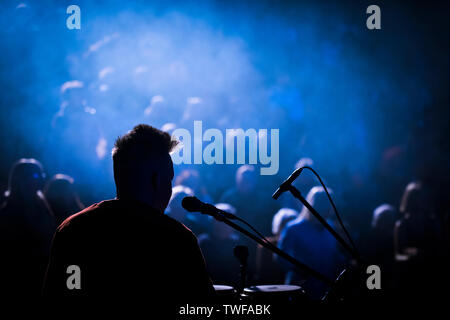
[
  {"left": 283, "top": 185, "right": 370, "bottom": 302},
  {"left": 233, "top": 246, "right": 249, "bottom": 294},
  {"left": 208, "top": 210, "right": 335, "bottom": 287}
]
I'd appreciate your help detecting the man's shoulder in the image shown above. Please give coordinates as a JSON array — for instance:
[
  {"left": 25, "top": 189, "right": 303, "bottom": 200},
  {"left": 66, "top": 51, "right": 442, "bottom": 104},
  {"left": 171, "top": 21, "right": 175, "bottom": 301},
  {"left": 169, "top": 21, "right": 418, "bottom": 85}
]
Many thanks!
[
  {"left": 57, "top": 200, "right": 194, "bottom": 236},
  {"left": 161, "top": 213, "right": 197, "bottom": 239},
  {"left": 57, "top": 200, "right": 114, "bottom": 232}
]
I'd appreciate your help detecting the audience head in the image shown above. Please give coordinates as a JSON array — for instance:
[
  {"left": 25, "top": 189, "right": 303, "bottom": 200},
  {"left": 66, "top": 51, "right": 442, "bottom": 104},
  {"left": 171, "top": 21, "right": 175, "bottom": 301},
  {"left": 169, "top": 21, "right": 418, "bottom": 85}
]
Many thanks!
[
  {"left": 272, "top": 208, "right": 298, "bottom": 238},
  {"left": 399, "top": 181, "right": 427, "bottom": 219},
  {"left": 44, "top": 174, "right": 83, "bottom": 223},
  {"left": 167, "top": 185, "right": 194, "bottom": 221},
  {"left": 112, "top": 124, "right": 178, "bottom": 213},
  {"left": 372, "top": 204, "right": 396, "bottom": 233},
  {"left": 213, "top": 203, "right": 236, "bottom": 239},
  {"left": 161, "top": 122, "right": 177, "bottom": 135},
  {"left": 236, "top": 165, "right": 257, "bottom": 194},
  {"left": 295, "top": 157, "right": 314, "bottom": 170},
  {"left": 175, "top": 169, "right": 201, "bottom": 192},
  {"left": 59, "top": 81, "right": 86, "bottom": 119},
  {"left": 45, "top": 174, "right": 74, "bottom": 198},
  {"left": 6, "top": 158, "right": 45, "bottom": 201},
  {"left": 293, "top": 157, "right": 316, "bottom": 188},
  {"left": 299, "top": 186, "right": 334, "bottom": 221}
]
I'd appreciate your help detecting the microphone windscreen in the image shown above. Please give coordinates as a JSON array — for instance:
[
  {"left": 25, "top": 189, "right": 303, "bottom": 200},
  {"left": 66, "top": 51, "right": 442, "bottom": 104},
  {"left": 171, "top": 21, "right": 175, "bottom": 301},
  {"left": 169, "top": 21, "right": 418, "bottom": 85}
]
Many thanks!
[{"left": 181, "top": 196, "right": 203, "bottom": 212}]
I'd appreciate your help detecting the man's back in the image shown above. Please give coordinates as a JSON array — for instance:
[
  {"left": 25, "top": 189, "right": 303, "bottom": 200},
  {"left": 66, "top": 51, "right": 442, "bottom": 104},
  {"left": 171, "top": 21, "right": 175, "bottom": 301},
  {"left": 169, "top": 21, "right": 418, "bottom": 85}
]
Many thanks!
[{"left": 43, "top": 199, "right": 215, "bottom": 304}]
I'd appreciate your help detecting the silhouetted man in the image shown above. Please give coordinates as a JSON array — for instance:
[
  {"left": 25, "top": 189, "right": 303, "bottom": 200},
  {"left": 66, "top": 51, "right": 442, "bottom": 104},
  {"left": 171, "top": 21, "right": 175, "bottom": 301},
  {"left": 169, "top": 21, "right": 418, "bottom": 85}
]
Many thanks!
[{"left": 43, "top": 124, "right": 215, "bottom": 306}]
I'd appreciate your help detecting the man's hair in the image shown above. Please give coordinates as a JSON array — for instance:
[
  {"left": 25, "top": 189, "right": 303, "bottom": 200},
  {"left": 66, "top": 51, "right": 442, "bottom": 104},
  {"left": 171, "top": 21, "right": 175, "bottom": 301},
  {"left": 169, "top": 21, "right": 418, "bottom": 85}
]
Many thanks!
[{"left": 112, "top": 124, "right": 178, "bottom": 194}]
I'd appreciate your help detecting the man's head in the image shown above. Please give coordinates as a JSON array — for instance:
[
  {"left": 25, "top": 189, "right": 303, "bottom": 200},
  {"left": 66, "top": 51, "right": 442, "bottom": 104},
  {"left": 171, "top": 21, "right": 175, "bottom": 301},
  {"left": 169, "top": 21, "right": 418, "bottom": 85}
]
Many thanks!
[{"left": 112, "top": 124, "right": 178, "bottom": 213}]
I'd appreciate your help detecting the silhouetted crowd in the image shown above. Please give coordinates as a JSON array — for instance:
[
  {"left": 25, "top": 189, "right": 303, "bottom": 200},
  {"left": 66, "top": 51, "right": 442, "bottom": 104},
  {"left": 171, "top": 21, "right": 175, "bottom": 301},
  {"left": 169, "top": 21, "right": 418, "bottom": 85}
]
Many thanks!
[{"left": 0, "top": 155, "right": 448, "bottom": 303}]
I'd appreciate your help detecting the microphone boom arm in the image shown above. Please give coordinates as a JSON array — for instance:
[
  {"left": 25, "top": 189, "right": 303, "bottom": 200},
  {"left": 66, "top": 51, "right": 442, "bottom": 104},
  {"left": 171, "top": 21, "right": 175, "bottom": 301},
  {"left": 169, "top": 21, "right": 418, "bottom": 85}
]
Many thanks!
[{"left": 206, "top": 208, "right": 335, "bottom": 287}]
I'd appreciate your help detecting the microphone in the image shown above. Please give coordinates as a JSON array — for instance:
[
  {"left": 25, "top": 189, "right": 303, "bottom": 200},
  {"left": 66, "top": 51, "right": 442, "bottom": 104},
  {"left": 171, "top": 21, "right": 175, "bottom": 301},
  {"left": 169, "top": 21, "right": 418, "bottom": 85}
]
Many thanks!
[
  {"left": 182, "top": 196, "right": 237, "bottom": 220},
  {"left": 272, "top": 167, "right": 303, "bottom": 199}
]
